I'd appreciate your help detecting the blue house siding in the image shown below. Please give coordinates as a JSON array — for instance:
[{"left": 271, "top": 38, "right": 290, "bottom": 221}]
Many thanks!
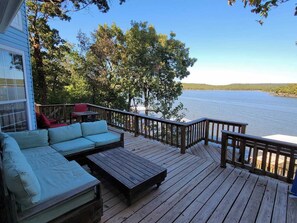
[{"left": 0, "top": 2, "right": 36, "bottom": 130}]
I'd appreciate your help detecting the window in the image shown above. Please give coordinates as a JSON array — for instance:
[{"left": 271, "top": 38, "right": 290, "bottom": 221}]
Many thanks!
[
  {"left": 0, "top": 48, "right": 28, "bottom": 132},
  {"left": 10, "top": 11, "right": 23, "bottom": 31}
]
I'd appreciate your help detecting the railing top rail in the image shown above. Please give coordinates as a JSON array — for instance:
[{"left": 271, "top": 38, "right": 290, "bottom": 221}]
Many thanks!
[
  {"left": 37, "top": 103, "right": 74, "bottom": 107},
  {"left": 36, "top": 103, "right": 247, "bottom": 128},
  {"left": 87, "top": 103, "right": 207, "bottom": 126},
  {"left": 222, "top": 130, "right": 297, "bottom": 150},
  {"left": 207, "top": 118, "right": 248, "bottom": 127}
]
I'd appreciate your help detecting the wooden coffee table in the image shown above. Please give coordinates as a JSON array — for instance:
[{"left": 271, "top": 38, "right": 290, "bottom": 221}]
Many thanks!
[{"left": 86, "top": 147, "right": 167, "bottom": 205}]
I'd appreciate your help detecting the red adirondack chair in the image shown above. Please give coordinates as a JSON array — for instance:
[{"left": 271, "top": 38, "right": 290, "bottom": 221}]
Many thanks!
[{"left": 37, "top": 113, "right": 67, "bottom": 128}]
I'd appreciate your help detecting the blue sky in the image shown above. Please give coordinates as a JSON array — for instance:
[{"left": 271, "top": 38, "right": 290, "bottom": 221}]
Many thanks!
[{"left": 50, "top": 0, "right": 296, "bottom": 85}]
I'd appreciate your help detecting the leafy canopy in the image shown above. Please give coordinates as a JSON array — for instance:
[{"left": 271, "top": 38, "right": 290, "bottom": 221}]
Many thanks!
[
  {"left": 77, "top": 22, "right": 197, "bottom": 120},
  {"left": 228, "top": 0, "right": 293, "bottom": 24}
]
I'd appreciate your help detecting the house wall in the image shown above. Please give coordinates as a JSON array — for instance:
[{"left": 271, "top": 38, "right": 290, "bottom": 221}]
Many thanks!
[{"left": 0, "top": 2, "right": 36, "bottom": 130}]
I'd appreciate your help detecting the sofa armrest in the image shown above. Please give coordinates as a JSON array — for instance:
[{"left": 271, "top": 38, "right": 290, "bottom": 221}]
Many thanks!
[
  {"left": 108, "top": 127, "right": 124, "bottom": 147},
  {"left": 18, "top": 179, "right": 101, "bottom": 221}
]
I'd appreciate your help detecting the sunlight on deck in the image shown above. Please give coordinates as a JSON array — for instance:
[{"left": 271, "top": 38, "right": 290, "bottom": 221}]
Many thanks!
[{"left": 97, "top": 132, "right": 297, "bottom": 223}]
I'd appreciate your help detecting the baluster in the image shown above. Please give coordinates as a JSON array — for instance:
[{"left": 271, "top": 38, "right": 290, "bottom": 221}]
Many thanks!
[
  {"left": 250, "top": 142, "right": 258, "bottom": 173},
  {"left": 144, "top": 119, "right": 147, "bottom": 137},
  {"left": 171, "top": 124, "right": 173, "bottom": 145},
  {"left": 152, "top": 120, "right": 155, "bottom": 139},
  {"left": 239, "top": 138, "right": 246, "bottom": 167},
  {"left": 283, "top": 156, "right": 287, "bottom": 176},
  {"left": 211, "top": 122, "right": 215, "bottom": 142},
  {"left": 261, "top": 144, "right": 268, "bottom": 174},
  {"left": 176, "top": 125, "right": 179, "bottom": 147},
  {"left": 216, "top": 123, "right": 220, "bottom": 143},
  {"left": 188, "top": 125, "right": 191, "bottom": 146},
  {"left": 268, "top": 152, "right": 272, "bottom": 172},
  {"left": 274, "top": 146, "right": 280, "bottom": 176},
  {"left": 204, "top": 120, "right": 209, "bottom": 145},
  {"left": 157, "top": 122, "right": 159, "bottom": 141},
  {"left": 232, "top": 136, "right": 236, "bottom": 165}
]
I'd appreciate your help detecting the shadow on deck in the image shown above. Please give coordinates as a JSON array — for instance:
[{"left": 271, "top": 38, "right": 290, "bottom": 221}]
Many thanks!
[{"left": 98, "top": 132, "right": 297, "bottom": 223}]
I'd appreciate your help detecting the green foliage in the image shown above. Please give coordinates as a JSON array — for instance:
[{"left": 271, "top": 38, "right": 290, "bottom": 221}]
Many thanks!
[
  {"left": 275, "top": 84, "right": 297, "bottom": 96},
  {"left": 123, "top": 22, "right": 196, "bottom": 119},
  {"left": 182, "top": 83, "right": 288, "bottom": 91},
  {"left": 76, "top": 22, "right": 196, "bottom": 120},
  {"left": 27, "top": 0, "right": 125, "bottom": 103},
  {"left": 27, "top": 0, "right": 196, "bottom": 120},
  {"left": 228, "top": 0, "right": 291, "bottom": 24}
]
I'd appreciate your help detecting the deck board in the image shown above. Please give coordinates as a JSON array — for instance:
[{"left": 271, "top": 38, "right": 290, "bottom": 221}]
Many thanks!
[{"left": 94, "top": 132, "right": 296, "bottom": 223}]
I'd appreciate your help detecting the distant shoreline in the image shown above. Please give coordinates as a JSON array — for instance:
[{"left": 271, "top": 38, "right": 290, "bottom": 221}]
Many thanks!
[
  {"left": 182, "top": 83, "right": 297, "bottom": 98},
  {"left": 272, "top": 92, "right": 297, "bottom": 98}
]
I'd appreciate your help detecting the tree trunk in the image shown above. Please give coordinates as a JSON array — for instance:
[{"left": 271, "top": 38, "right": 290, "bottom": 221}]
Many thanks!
[
  {"left": 32, "top": 34, "right": 47, "bottom": 104},
  {"left": 144, "top": 88, "right": 149, "bottom": 116},
  {"left": 127, "top": 93, "right": 132, "bottom": 111}
]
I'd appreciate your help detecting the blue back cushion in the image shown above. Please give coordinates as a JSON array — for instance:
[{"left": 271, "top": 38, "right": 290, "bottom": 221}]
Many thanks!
[
  {"left": 49, "top": 123, "right": 82, "bottom": 144},
  {"left": 81, "top": 120, "right": 108, "bottom": 137},
  {"left": 8, "top": 130, "right": 49, "bottom": 149},
  {"left": 3, "top": 136, "right": 41, "bottom": 207}
]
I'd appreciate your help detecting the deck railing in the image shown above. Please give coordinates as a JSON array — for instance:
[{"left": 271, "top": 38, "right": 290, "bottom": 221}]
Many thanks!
[
  {"left": 35, "top": 103, "right": 248, "bottom": 154},
  {"left": 221, "top": 130, "right": 297, "bottom": 183}
]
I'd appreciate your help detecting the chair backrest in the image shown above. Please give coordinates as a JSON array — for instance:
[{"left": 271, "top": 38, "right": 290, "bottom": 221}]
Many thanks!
[
  {"left": 74, "top": 104, "right": 88, "bottom": 113},
  {"left": 40, "top": 113, "right": 51, "bottom": 128}
]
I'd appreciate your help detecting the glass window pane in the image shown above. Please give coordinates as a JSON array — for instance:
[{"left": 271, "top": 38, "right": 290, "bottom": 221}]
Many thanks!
[
  {"left": 0, "top": 102, "right": 28, "bottom": 132},
  {"left": 0, "top": 48, "right": 28, "bottom": 132},
  {"left": 0, "top": 49, "right": 26, "bottom": 102}
]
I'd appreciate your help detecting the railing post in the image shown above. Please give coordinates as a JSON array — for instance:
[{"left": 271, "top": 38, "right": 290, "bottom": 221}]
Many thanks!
[
  {"left": 288, "top": 151, "right": 295, "bottom": 183},
  {"left": 180, "top": 126, "right": 186, "bottom": 154},
  {"left": 63, "top": 104, "right": 67, "bottom": 123},
  {"left": 35, "top": 103, "right": 40, "bottom": 114},
  {"left": 221, "top": 132, "right": 228, "bottom": 168},
  {"left": 134, "top": 116, "right": 139, "bottom": 137},
  {"left": 107, "top": 111, "right": 112, "bottom": 125},
  {"left": 240, "top": 125, "right": 246, "bottom": 134},
  {"left": 204, "top": 119, "right": 209, "bottom": 145}
]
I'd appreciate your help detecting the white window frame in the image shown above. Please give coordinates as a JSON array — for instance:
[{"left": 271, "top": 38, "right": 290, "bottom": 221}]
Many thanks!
[{"left": 0, "top": 44, "right": 33, "bottom": 130}]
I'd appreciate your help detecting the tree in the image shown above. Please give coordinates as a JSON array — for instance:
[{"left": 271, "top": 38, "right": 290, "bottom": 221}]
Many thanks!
[
  {"left": 27, "top": 0, "right": 125, "bottom": 104},
  {"left": 125, "top": 22, "right": 196, "bottom": 119},
  {"left": 77, "top": 22, "right": 196, "bottom": 120},
  {"left": 228, "top": 0, "right": 294, "bottom": 24}
]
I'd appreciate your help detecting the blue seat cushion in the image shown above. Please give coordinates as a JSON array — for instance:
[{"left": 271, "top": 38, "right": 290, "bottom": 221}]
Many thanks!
[
  {"left": 21, "top": 161, "right": 99, "bottom": 215},
  {"left": 50, "top": 138, "right": 95, "bottom": 156},
  {"left": 48, "top": 123, "right": 82, "bottom": 144},
  {"left": 22, "top": 146, "right": 68, "bottom": 170},
  {"left": 34, "top": 161, "right": 97, "bottom": 203},
  {"left": 81, "top": 120, "right": 108, "bottom": 137},
  {"left": 7, "top": 129, "right": 49, "bottom": 149},
  {"left": 84, "top": 132, "right": 120, "bottom": 147}
]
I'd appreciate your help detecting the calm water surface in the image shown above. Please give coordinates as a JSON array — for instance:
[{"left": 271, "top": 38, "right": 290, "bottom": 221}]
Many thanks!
[{"left": 179, "top": 90, "right": 297, "bottom": 137}]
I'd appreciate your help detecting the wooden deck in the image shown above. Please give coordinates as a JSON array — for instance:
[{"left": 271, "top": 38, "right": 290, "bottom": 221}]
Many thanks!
[{"left": 97, "top": 132, "right": 297, "bottom": 223}]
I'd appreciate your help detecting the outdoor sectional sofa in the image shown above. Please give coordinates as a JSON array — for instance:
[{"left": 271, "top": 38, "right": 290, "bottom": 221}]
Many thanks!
[{"left": 0, "top": 121, "right": 124, "bottom": 223}]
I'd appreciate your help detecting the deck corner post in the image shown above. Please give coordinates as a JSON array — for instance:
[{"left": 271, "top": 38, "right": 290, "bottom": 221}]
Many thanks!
[
  {"left": 180, "top": 126, "right": 186, "bottom": 154},
  {"left": 204, "top": 119, "right": 209, "bottom": 145},
  {"left": 35, "top": 103, "right": 41, "bottom": 114},
  {"left": 287, "top": 151, "right": 295, "bottom": 183},
  {"left": 134, "top": 116, "right": 139, "bottom": 137},
  {"left": 220, "top": 132, "right": 228, "bottom": 168}
]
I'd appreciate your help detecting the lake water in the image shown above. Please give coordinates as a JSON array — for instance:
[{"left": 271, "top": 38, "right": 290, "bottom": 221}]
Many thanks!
[{"left": 178, "top": 90, "right": 297, "bottom": 137}]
